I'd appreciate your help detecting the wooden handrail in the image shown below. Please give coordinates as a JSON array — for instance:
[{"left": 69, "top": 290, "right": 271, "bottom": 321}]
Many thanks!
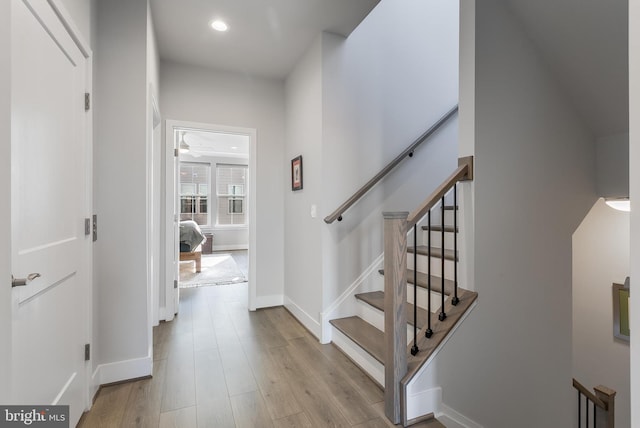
[
  {"left": 407, "top": 156, "right": 473, "bottom": 228},
  {"left": 324, "top": 106, "right": 459, "bottom": 224},
  {"left": 572, "top": 378, "right": 608, "bottom": 410}
]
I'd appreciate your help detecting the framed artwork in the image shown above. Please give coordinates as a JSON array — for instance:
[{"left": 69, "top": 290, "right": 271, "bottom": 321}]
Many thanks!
[
  {"left": 291, "top": 155, "right": 303, "bottom": 191},
  {"left": 613, "top": 277, "right": 630, "bottom": 342}
]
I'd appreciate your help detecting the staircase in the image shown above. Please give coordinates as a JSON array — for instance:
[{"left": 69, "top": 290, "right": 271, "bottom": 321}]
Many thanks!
[{"left": 328, "top": 157, "right": 477, "bottom": 427}]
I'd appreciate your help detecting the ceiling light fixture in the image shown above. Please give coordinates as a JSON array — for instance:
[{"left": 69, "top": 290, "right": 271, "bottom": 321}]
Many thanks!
[
  {"left": 179, "top": 131, "right": 190, "bottom": 154},
  {"left": 605, "top": 197, "right": 630, "bottom": 212},
  {"left": 210, "top": 20, "right": 229, "bottom": 32}
]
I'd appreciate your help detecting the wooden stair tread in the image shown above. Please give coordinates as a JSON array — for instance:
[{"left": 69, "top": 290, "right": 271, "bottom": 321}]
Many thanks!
[
  {"left": 378, "top": 269, "right": 454, "bottom": 296},
  {"left": 443, "top": 205, "right": 457, "bottom": 210},
  {"left": 330, "top": 316, "right": 385, "bottom": 364},
  {"left": 355, "top": 291, "right": 433, "bottom": 327},
  {"left": 421, "top": 224, "right": 458, "bottom": 233},
  {"left": 408, "top": 245, "right": 458, "bottom": 261},
  {"left": 332, "top": 289, "right": 477, "bottom": 385}
]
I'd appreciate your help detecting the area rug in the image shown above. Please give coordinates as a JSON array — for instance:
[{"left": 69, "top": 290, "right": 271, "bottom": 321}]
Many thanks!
[{"left": 180, "top": 253, "right": 246, "bottom": 287}]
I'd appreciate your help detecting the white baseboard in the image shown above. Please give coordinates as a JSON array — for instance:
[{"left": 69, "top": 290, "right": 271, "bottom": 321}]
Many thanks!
[
  {"left": 438, "top": 403, "right": 484, "bottom": 428},
  {"left": 93, "top": 355, "right": 152, "bottom": 386},
  {"left": 284, "top": 296, "right": 321, "bottom": 340},
  {"left": 254, "top": 294, "right": 283, "bottom": 309},
  {"left": 211, "top": 244, "right": 248, "bottom": 251},
  {"left": 331, "top": 327, "right": 384, "bottom": 386},
  {"left": 406, "top": 387, "right": 442, "bottom": 421}
]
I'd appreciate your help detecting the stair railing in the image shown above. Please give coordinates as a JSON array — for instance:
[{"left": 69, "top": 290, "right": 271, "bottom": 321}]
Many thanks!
[
  {"left": 324, "top": 106, "right": 458, "bottom": 224},
  {"left": 382, "top": 156, "right": 473, "bottom": 425},
  {"left": 573, "top": 379, "right": 616, "bottom": 428}
]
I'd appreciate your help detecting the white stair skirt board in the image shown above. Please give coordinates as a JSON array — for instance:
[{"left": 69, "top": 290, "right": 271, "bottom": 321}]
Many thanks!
[
  {"left": 406, "top": 387, "right": 442, "bottom": 422},
  {"left": 284, "top": 296, "right": 322, "bottom": 341},
  {"left": 438, "top": 403, "right": 485, "bottom": 428},
  {"left": 331, "top": 326, "right": 385, "bottom": 387},
  {"left": 320, "top": 254, "right": 384, "bottom": 343},
  {"left": 94, "top": 355, "right": 153, "bottom": 386},
  {"left": 408, "top": 255, "right": 455, "bottom": 279}
]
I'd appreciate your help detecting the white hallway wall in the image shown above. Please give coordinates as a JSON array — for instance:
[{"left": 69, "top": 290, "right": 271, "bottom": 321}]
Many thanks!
[
  {"left": 284, "top": 0, "right": 460, "bottom": 338},
  {"left": 438, "top": 0, "right": 596, "bottom": 426},
  {"left": 573, "top": 199, "right": 630, "bottom": 428},
  {"left": 160, "top": 60, "right": 286, "bottom": 306},
  {"left": 94, "top": 0, "right": 155, "bottom": 383}
]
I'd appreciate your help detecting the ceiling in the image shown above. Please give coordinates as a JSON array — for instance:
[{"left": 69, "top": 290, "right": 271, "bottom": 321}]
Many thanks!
[
  {"left": 149, "top": 0, "right": 380, "bottom": 80},
  {"left": 504, "top": 0, "right": 628, "bottom": 137},
  {"left": 150, "top": 0, "right": 628, "bottom": 137}
]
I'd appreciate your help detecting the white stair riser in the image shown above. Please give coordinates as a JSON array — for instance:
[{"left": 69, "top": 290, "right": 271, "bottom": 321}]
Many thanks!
[
  {"left": 407, "top": 254, "right": 456, "bottom": 279},
  {"left": 407, "top": 284, "right": 446, "bottom": 312},
  {"left": 331, "top": 327, "right": 385, "bottom": 387},
  {"left": 422, "top": 230, "right": 456, "bottom": 249},
  {"left": 355, "top": 299, "right": 421, "bottom": 346}
]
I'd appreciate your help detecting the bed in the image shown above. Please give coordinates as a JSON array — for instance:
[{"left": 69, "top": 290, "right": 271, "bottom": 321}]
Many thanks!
[{"left": 179, "top": 220, "right": 208, "bottom": 273}]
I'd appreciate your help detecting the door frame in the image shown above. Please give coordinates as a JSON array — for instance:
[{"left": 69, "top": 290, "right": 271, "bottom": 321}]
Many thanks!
[{"left": 163, "top": 120, "right": 257, "bottom": 317}]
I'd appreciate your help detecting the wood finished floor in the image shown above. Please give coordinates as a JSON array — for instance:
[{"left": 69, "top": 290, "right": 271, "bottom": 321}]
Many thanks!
[{"left": 78, "top": 283, "right": 444, "bottom": 427}]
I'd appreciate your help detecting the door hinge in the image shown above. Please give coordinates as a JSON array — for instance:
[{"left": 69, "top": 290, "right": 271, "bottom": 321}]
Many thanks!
[
  {"left": 85, "top": 93, "right": 90, "bottom": 111},
  {"left": 84, "top": 344, "right": 90, "bottom": 361},
  {"left": 92, "top": 214, "right": 98, "bottom": 242},
  {"left": 174, "top": 148, "right": 179, "bottom": 157},
  {"left": 174, "top": 280, "right": 178, "bottom": 289}
]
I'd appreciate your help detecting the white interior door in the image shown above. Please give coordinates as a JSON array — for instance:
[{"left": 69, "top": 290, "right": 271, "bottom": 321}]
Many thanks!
[{"left": 11, "top": 0, "right": 90, "bottom": 424}]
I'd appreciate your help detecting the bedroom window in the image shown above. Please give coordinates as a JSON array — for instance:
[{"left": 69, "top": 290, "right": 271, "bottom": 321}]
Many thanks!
[
  {"left": 216, "top": 164, "right": 247, "bottom": 226},
  {"left": 180, "top": 162, "right": 210, "bottom": 227}
]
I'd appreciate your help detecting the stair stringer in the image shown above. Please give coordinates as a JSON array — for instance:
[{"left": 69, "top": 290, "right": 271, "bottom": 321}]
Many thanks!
[
  {"left": 320, "top": 253, "right": 384, "bottom": 343},
  {"left": 401, "top": 299, "right": 478, "bottom": 423}
]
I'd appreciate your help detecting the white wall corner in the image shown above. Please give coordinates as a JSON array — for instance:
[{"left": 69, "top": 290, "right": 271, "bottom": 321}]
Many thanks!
[
  {"left": 438, "top": 403, "right": 485, "bottom": 428},
  {"left": 406, "top": 387, "right": 442, "bottom": 421},
  {"left": 93, "top": 355, "right": 152, "bottom": 386},
  {"left": 284, "top": 296, "right": 322, "bottom": 340}
]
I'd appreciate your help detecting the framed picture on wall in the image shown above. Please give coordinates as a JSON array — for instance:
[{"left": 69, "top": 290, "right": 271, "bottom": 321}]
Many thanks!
[
  {"left": 291, "top": 155, "right": 303, "bottom": 191},
  {"left": 613, "top": 277, "right": 630, "bottom": 342}
]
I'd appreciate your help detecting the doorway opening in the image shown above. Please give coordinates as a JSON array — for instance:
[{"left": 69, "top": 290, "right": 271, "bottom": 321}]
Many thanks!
[{"left": 163, "top": 120, "right": 257, "bottom": 320}]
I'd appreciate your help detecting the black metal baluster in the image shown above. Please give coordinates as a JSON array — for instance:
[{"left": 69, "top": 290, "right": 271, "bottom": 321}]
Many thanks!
[
  {"left": 578, "top": 391, "right": 582, "bottom": 427},
  {"left": 410, "top": 225, "right": 419, "bottom": 356},
  {"left": 586, "top": 396, "right": 589, "bottom": 428},
  {"left": 425, "top": 210, "right": 433, "bottom": 338},
  {"left": 594, "top": 400, "right": 597, "bottom": 428},
  {"left": 452, "top": 184, "right": 459, "bottom": 306},
  {"left": 439, "top": 196, "right": 447, "bottom": 322}
]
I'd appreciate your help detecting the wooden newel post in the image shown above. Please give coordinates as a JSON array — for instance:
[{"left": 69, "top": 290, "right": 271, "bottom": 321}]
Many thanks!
[
  {"left": 594, "top": 385, "right": 617, "bottom": 428},
  {"left": 383, "top": 212, "right": 409, "bottom": 424}
]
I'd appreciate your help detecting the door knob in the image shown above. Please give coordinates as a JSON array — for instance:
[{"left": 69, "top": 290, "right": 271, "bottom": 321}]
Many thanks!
[{"left": 12, "top": 273, "right": 41, "bottom": 287}]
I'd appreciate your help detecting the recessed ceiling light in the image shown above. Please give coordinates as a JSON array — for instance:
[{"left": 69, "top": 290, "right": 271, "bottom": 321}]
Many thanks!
[
  {"left": 210, "top": 20, "right": 229, "bottom": 32},
  {"left": 231, "top": 146, "right": 238, "bottom": 150}
]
